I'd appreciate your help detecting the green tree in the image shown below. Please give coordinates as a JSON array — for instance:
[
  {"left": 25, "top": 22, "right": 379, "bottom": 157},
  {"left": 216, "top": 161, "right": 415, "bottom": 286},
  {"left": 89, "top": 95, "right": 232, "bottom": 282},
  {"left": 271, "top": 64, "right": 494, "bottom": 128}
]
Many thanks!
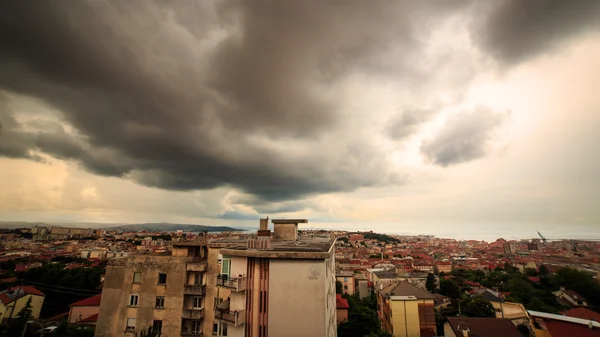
[
  {"left": 5, "top": 297, "right": 33, "bottom": 337},
  {"left": 440, "top": 279, "right": 461, "bottom": 299},
  {"left": 538, "top": 265, "right": 550, "bottom": 277},
  {"left": 336, "top": 281, "right": 343, "bottom": 294},
  {"left": 426, "top": 273, "right": 436, "bottom": 293},
  {"left": 459, "top": 295, "right": 495, "bottom": 317}
]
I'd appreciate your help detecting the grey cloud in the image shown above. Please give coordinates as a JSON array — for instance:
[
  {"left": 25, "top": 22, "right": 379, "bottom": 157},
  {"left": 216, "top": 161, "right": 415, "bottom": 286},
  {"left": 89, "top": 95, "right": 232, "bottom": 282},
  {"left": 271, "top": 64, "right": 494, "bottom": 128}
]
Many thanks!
[
  {"left": 421, "top": 107, "right": 509, "bottom": 166},
  {"left": 0, "top": 1, "right": 466, "bottom": 202},
  {"left": 215, "top": 211, "right": 259, "bottom": 221},
  {"left": 387, "top": 108, "right": 436, "bottom": 140},
  {"left": 472, "top": 0, "right": 600, "bottom": 65}
]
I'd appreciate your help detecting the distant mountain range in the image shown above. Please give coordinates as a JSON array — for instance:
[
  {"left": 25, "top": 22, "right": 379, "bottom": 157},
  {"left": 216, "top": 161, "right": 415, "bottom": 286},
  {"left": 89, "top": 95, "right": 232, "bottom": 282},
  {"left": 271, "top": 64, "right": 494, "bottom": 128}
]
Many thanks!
[{"left": 0, "top": 221, "right": 245, "bottom": 232}]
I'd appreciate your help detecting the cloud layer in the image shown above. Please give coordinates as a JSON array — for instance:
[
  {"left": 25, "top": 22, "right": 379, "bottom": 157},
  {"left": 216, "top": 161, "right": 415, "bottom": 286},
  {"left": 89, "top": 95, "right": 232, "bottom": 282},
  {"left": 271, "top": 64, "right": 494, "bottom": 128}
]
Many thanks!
[{"left": 0, "top": 0, "right": 599, "bottom": 215}]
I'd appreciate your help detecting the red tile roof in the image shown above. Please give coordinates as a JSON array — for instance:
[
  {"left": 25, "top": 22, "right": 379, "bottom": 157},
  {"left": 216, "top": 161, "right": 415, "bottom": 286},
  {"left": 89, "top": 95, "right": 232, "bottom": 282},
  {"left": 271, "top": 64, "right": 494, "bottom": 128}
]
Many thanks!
[
  {"left": 0, "top": 286, "right": 45, "bottom": 304},
  {"left": 0, "top": 277, "right": 17, "bottom": 283},
  {"left": 446, "top": 317, "right": 522, "bottom": 337},
  {"left": 70, "top": 293, "right": 102, "bottom": 307},
  {"left": 545, "top": 320, "right": 600, "bottom": 337},
  {"left": 336, "top": 294, "right": 349, "bottom": 309},
  {"left": 561, "top": 307, "right": 600, "bottom": 322}
]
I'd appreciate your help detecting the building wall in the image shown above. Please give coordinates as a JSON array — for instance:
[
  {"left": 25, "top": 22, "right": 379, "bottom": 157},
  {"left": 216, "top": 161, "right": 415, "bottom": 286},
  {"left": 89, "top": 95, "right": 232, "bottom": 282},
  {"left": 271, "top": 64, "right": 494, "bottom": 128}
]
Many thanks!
[
  {"left": 268, "top": 259, "right": 328, "bottom": 337},
  {"left": 2, "top": 295, "right": 44, "bottom": 320},
  {"left": 325, "top": 252, "right": 337, "bottom": 337},
  {"left": 390, "top": 300, "right": 420, "bottom": 337},
  {"left": 69, "top": 306, "right": 99, "bottom": 323},
  {"left": 357, "top": 280, "right": 369, "bottom": 299},
  {"left": 95, "top": 255, "right": 188, "bottom": 337},
  {"left": 336, "top": 276, "right": 355, "bottom": 295},
  {"left": 336, "top": 308, "right": 348, "bottom": 324}
]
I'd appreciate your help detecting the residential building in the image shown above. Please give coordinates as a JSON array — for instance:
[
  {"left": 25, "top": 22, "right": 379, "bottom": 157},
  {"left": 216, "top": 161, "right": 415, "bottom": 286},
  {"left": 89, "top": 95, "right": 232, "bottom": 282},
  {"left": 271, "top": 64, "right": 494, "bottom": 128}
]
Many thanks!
[
  {"left": 69, "top": 293, "right": 102, "bottom": 324},
  {"left": 529, "top": 310, "right": 600, "bottom": 337},
  {"left": 504, "top": 243, "right": 517, "bottom": 256},
  {"left": 95, "top": 240, "right": 207, "bottom": 337},
  {"left": 444, "top": 317, "right": 522, "bottom": 337},
  {"left": 0, "top": 286, "right": 45, "bottom": 323},
  {"left": 336, "top": 294, "right": 349, "bottom": 324},
  {"left": 336, "top": 271, "right": 355, "bottom": 295},
  {"left": 553, "top": 287, "right": 588, "bottom": 307},
  {"left": 434, "top": 261, "right": 452, "bottom": 274},
  {"left": 376, "top": 281, "right": 436, "bottom": 337},
  {"left": 354, "top": 273, "right": 369, "bottom": 299},
  {"left": 208, "top": 218, "right": 337, "bottom": 337}
]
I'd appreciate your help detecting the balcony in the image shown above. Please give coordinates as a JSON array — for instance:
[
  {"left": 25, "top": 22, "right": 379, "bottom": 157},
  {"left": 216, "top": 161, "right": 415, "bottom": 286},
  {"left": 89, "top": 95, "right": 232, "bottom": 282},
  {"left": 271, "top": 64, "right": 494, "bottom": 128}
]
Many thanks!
[
  {"left": 216, "top": 275, "right": 246, "bottom": 292},
  {"left": 215, "top": 310, "right": 246, "bottom": 327},
  {"left": 184, "top": 284, "right": 206, "bottom": 296},
  {"left": 182, "top": 308, "right": 204, "bottom": 320},
  {"left": 180, "top": 332, "right": 202, "bottom": 337}
]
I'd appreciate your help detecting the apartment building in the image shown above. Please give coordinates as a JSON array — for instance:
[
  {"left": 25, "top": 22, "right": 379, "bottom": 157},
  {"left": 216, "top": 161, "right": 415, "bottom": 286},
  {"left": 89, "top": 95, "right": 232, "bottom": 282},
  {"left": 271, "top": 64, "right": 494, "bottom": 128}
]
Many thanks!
[
  {"left": 336, "top": 271, "right": 356, "bottom": 295},
  {"left": 95, "top": 240, "right": 208, "bottom": 337},
  {"left": 376, "top": 281, "right": 436, "bottom": 337},
  {"left": 207, "top": 218, "right": 337, "bottom": 337}
]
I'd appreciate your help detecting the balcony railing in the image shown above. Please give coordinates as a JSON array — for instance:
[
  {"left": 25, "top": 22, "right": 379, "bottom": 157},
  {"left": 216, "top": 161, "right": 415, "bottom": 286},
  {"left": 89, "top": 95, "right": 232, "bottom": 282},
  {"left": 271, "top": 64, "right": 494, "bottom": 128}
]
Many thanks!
[
  {"left": 216, "top": 275, "right": 246, "bottom": 292},
  {"left": 215, "top": 310, "right": 245, "bottom": 327},
  {"left": 182, "top": 308, "right": 204, "bottom": 320},
  {"left": 184, "top": 284, "right": 206, "bottom": 296},
  {"left": 180, "top": 332, "right": 203, "bottom": 337}
]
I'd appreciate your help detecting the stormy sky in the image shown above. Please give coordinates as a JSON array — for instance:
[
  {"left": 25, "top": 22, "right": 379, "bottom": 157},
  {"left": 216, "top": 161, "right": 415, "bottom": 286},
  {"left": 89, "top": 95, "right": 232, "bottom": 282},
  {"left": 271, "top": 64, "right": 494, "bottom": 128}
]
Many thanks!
[{"left": 1, "top": 1, "right": 599, "bottom": 239}]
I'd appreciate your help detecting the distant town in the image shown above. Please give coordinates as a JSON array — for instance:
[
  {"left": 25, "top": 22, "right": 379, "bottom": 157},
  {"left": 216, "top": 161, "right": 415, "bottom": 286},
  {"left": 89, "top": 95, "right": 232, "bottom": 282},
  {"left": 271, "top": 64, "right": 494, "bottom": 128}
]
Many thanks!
[{"left": 1, "top": 219, "right": 599, "bottom": 337}]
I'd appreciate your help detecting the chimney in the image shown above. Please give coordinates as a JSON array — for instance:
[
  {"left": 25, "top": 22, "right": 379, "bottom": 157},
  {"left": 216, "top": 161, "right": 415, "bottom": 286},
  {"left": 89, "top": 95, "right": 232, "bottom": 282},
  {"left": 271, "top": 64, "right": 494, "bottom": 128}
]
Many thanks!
[
  {"left": 272, "top": 219, "right": 307, "bottom": 241},
  {"left": 259, "top": 217, "right": 269, "bottom": 231},
  {"left": 257, "top": 217, "right": 271, "bottom": 238}
]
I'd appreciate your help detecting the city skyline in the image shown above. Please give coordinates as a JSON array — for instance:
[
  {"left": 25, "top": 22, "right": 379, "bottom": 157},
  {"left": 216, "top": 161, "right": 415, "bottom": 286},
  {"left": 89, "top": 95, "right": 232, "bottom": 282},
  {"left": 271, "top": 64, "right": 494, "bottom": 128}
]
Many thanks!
[{"left": 1, "top": 1, "right": 600, "bottom": 237}]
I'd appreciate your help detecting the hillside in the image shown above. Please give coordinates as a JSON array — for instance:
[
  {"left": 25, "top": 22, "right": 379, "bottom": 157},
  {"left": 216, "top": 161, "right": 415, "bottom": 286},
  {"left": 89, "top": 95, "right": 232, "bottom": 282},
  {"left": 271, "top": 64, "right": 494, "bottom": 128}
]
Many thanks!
[
  {"left": 106, "top": 223, "right": 244, "bottom": 232},
  {"left": 0, "top": 221, "right": 244, "bottom": 233}
]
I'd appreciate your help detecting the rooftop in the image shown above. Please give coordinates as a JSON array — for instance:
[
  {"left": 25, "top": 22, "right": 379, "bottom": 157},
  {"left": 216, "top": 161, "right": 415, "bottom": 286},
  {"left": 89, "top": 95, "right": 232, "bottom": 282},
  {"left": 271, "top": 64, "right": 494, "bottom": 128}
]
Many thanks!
[
  {"left": 446, "top": 317, "right": 522, "bottom": 337},
  {"left": 216, "top": 235, "right": 335, "bottom": 259},
  {"left": 377, "top": 281, "right": 435, "bottom": 299},
  {"left": 71, "top": 293, "right": 102, "bottom": 307}
]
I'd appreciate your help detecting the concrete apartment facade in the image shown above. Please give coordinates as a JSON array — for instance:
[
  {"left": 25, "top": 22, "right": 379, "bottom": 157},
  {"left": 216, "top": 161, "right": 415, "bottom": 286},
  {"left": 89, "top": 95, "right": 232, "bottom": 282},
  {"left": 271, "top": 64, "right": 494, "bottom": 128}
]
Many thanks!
[
  {"left": 95, "top": 241, "right": 207, "bottom": 337},
  {"left": 208, "top": 218, "right": 337, "bottom": 337},
  {"left": 376, "top": 281, "right": 436, "bottom": 337},
  {"left": 336, "top": 271, "right": 356, "bottom": 295}
]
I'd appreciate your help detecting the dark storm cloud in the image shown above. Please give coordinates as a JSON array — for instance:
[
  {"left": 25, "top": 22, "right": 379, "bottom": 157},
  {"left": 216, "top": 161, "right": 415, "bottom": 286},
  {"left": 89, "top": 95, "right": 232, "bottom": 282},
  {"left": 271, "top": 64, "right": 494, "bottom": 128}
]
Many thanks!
[
  {"left": 0, "top": 1, "right": 467, "bottom": 201},
  {"left": 472, "top": 0, "right": 600, "bottom": 65},
  {"left": 421, "top": 107, "right": 509, "bottom": 167}
]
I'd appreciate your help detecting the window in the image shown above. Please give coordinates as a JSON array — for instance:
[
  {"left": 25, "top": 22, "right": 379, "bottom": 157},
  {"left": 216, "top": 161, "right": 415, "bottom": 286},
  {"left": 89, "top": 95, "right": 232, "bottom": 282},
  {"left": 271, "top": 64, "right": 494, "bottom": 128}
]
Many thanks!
[
  {"left": 129, "top": 294, "right": 139, "bottom": 307},
  {"left": 155, "top": 296, "right": 165, "bottom": 309},
  {"left": 126, "top": 318, "right": 136, "bottom": 331},
  {"left": 221, "top": 259, "right": 231, "bottom": 277},
  {"left": 158, "top": 273, "right": 167, "bottom": 284},
  {"left": 221, "top": 322, "right": 228, "bottom": 336},
  {"left": 212, "top": 322, "right": 218, "bottom": 335},
  {"left": 344, "top": 285, "right": 348, "bottom": 290},
  {"left": 152, "top": 320, "right": 162, "bottom": 333},
  {"left": 193, "top": 273, "right": 201, "bottom": 285},
  {"left": 133, "top": 272, "right": 142, "bottom": 283},
  {"left": 193, "top": 296, "right": 202, "bottom": 309},
  {"left": 214, "top": 297, "right": 223, "bottom": 309},
  {"left": 192, "top": 321, "right": 201, "bottom": 334},
  {"left": 344, "top": 277, "right": 348, "bottom": 282}
]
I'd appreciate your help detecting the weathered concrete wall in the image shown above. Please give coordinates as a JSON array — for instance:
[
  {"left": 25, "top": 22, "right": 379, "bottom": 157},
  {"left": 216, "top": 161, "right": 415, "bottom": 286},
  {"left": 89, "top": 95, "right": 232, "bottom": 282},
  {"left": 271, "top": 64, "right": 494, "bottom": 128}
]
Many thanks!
[
  {"left": 204, "top": 246, "right": 231, "bottom": 336},
  {"left": 95, "top": 255, "right": 188, "bottom": 337},
  {"left": 268, "top": 259, "right": 327, "bottom": 337},
  {"left": 273, "top": 223, "right": 297, "bottom": 241}
]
